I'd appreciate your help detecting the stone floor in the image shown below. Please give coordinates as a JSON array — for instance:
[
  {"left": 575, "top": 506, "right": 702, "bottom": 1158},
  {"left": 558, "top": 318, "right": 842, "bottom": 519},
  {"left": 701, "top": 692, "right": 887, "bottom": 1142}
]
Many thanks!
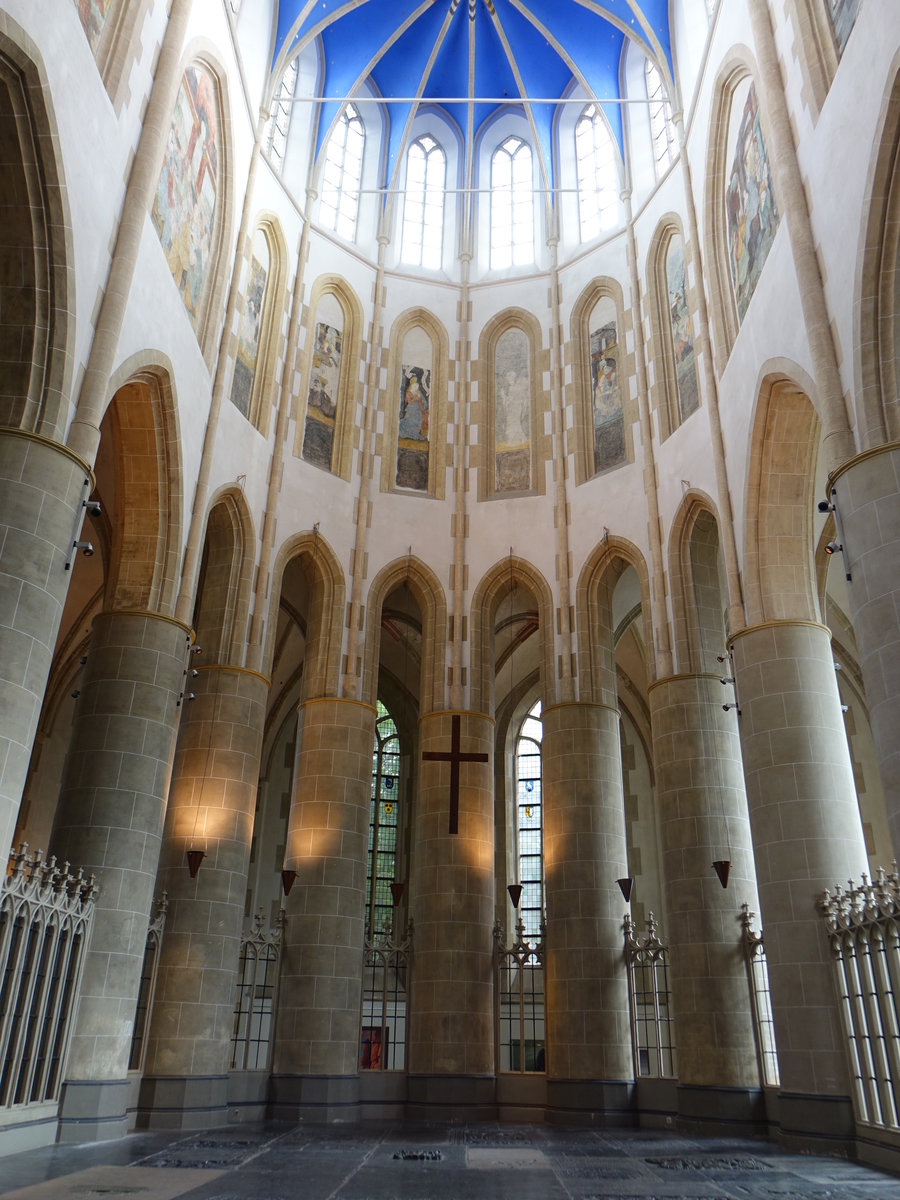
[{"left": 0, "top": 1122, "right": 898, "bottom": 1199}]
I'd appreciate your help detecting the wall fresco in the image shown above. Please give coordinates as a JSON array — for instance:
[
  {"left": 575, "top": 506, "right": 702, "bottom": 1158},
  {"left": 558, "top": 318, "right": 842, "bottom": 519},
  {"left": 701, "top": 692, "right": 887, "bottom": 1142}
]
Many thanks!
[
  {"left": 75, "top": 0, "right": 111, "bottom": 53},
  {"left": 588, "top": 296, "right": 625, "bottom": 474},
  {"left": 665, "top": 236, "right": 700, "bottom": 422},
  {"left": 725, "top": 83, "right": 779, "bottom": 322},
  {"left": 230, "top": 235, "right": 269, "bottom": 419},
  {"left": 152, "top": 65, "right": 219, "bottom": 330},
  {"left": 494, "top": 328, "right": 531, "bottom": 493},
  {"left": 302, "top": 318, "right": 343, "bottom": 470},
  {"left": 828, "top": 0, "right": 860, "bottom": 53}
]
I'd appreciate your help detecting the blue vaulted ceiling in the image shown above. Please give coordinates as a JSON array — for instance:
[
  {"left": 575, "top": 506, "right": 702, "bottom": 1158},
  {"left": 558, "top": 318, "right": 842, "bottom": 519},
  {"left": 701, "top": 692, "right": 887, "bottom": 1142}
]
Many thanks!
[{"left": 270, "top": 1, "right": 673, "bottom": 196}]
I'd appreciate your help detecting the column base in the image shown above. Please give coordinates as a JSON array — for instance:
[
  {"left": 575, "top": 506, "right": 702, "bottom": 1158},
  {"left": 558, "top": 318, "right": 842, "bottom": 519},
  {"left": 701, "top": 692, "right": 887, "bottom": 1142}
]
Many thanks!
[
  {"left": 135, "top": 1074, "right": 229, "bottom": 1130},
  {"left": 545, "top": 1078, "right": 636, "bottom": 1127},
  {"left": 676, "top": 1084, "right": 768, "bottom": 1135},
  {"left": 268, "top": 1074, "right": 361, "bottom": 1123},
  {"left": 775, "top": 1090, "right": 856, "bottom": 1153},
  {"left": 56, "top": 1078, "right": 130, "bottom": 1143},
  {"left": 406, "top": 1074, "right": 497, "bottom": 1121}
]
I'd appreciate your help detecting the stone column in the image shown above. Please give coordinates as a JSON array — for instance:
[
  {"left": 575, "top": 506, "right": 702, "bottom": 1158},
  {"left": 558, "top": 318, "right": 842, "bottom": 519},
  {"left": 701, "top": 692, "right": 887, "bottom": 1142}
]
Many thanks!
[
  {"left": 829, "top": 445, "right": 900, "bottom": 851},
  {"left": 649, "top": 674, "right": 762, "bottom": 1130},
  {"left": 272, "top": 697, "right": 376, "bottom": 1121},
  {"left": 730, "top": 621, "right": 870, "bottom": 1145},
  {"left": 0, "top": 431, "right": 93, "bottom": 857},
  {"left": 408, "top": 710, "right": 495, "bottom": 1119},
  {"left": 541, "top": 702, "right": 634, "bottom": 1124},
  {"left": 49, "top": 609, "right": 190, "bottom": 1141},
  {"left": 138, "top": 665, "right": 268, "bottom": 1129}
]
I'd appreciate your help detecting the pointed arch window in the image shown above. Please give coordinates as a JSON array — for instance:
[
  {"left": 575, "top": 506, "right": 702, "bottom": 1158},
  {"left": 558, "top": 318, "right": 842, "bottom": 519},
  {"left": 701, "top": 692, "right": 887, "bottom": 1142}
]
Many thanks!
[
  {"left": 368, "top": 701, "right": 400, "bottom": 938},
  {"left": 645, "top": 60, "right": 676, "bottom": 178},
  {"left": 401, "top": 135, "right": 446, "bottom": 270},
  {"left": 491, "top": 137, "right": 534, "bottom": 269},
  {"left": 265, "top": 57, "right": 298, "bottom": 175},
  {"left": 576, "top": 104, "right": 618, "bottom": 241},
  {"left": 321, "top": 104, "right": 365, "bottom": 241},
  {"left": 516, "top": 700, "right": 543, "bottom": 940}
]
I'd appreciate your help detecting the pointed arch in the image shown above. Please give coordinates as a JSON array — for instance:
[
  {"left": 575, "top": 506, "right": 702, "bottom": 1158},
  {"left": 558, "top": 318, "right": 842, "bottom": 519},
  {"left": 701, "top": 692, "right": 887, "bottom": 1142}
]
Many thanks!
[
  {"left": 193, "top": 486, "right": 256, "bottom": 666},
  {"left": 98, "top": 359, "right": 183, "bottom": 616},
  {"left": 361, "top": 556, "right": 448, "bottom": 717},
  {"left": 0, "top": 24, "right": 75, "bottom": 439},
  {"left": 264, "top": 529, "right": 346, "bottom": 699},
  {"left": 647, "top": 215, "right": 701, "bottom": 440},
  {"left": 744, "top": 368, "right": 822, "bottom": 626},
  {"left": 854, "top": 54, "right": 900, "bottom": 449},
  {"left": 704, "top": 53, "right": 782, "bottom": 371},
  {"left": 475, "top": 307, "right": 548, "bottom": 500},
  {"left": 575, "top": 536, "right": 654, "bottom": 705},
  {"left": 380, "top": 307, "right": 450, "bottom": 499},
  {"left": 570, "top": 277, "right": 633, "bottom": 484},
  {"left": 295, "top": 273, "right": 365, "bottom": 482},
  {"left": 230, "top": 212, "right": 288, "bottom": 436},
  {"left": 469, "top": 556, "right": 555, "bottom": 718},
  {"left": 668, "top": 489, "right": 727, "bottom": 675}
]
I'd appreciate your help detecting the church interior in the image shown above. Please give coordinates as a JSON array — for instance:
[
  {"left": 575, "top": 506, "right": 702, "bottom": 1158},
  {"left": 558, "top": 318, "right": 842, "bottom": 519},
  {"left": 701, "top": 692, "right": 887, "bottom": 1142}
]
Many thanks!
[{"left": 1, "top": 0, "right": 899, "bottom": 1187}]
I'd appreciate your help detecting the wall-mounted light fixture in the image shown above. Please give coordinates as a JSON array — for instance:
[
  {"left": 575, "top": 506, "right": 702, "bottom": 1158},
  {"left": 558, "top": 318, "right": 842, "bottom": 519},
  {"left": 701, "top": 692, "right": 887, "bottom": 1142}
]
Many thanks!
[
  {"left": 186, "top": 849, "right": 205, "bottom": 878},
  {"left": 818, "top": 491, "right": 851, "bottom": 581},
  {"left": 617, "top": 877, "right": 635, "bottom": 903}
]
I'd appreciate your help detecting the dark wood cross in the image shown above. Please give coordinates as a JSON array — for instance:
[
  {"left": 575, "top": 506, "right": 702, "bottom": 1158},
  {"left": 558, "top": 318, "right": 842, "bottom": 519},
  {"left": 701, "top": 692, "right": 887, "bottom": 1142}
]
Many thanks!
[{"left": 422, "top": 714, "right": 489, "bottom": 835}]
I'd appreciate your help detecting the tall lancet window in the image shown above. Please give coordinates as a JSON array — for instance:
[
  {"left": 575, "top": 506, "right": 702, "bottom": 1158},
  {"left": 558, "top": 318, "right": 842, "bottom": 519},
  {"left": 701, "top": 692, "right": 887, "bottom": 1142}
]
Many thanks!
[
  {"left": 645, "top": 60, "right": 676, "bottom": 177},
  {"left": 491, "top": 137, "right": 534, "bottom": 269},
  {"left": 230, "top": 227, "right": 270, "bottom": 421},
  {"left": 302, "top": 293, "right": 344, "bottom": 471},
  {"left": 265, "top": 56, "right": 298, "bottom": 175},
  {"left": 368, "top": 701, "right": 400, "bottom": 938},
  {"left": 321, "top": 103, "right": 365, "bottom": 241},
  {"left": 494, "top": 327, "right": 532, "bottom": 492},
  {"left": 401, "top": 136, "right": 446, "bottom": 269},
  {"left": 588, "top": 295, "right": 626, "bottom": 473},
  {"left": 576, "top": 104, "right": 618, "bottom": 241},
  {"left": 396, "top": 326, "right": 433, "bottom": 492},
  {"left": 516, "top": 701, "right": 543, "bottom": 940}
]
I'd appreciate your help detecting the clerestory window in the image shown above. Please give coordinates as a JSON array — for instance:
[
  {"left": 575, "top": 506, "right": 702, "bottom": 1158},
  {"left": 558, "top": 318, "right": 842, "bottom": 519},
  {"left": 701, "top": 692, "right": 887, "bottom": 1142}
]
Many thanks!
[
  {"left": 401, "top": 135, "right": 446, "bottom": 270},
  {"left": 575, "top": 104, "right": 619, "bottom": 241},
  {"left": 645, "top": 59, "right": 676, "bottom": 178},
  {"left": 321, "top": 103, "right": 365, "bottom": 241},
  {"left": 265, "top": 56, "right": 298, "bottom": 176},
  {"left": 491, "top": 136, "right": 534, "bottom": 269}
]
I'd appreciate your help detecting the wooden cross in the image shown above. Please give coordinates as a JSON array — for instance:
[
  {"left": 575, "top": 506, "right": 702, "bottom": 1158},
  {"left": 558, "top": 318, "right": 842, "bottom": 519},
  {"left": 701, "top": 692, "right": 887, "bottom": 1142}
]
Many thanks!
[{"left": 422, "top": 714, "right": 489, "bottom": 835}]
